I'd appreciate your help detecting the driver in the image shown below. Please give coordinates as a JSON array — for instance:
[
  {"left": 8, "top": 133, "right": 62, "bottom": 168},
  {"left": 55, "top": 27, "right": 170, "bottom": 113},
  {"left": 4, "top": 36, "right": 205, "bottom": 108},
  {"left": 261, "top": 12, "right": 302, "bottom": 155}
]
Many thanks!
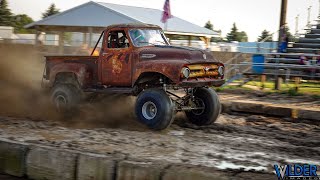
[{"left": 118, "top": 34, "right": 128, "bottom": 48}]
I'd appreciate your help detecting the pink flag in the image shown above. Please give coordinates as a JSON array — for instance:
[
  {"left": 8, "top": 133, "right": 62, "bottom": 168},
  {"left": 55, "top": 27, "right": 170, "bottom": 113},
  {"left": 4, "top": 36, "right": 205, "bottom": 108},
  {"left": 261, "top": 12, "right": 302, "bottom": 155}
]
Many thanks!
[{"left": 161, "top": 0, "right": 172, "bottom": 23}]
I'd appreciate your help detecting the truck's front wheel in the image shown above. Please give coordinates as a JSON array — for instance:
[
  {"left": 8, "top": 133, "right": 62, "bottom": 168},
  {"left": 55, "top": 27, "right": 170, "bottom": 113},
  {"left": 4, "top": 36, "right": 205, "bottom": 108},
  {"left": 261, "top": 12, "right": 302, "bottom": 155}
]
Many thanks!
[
  {"left": 185, "top": 88, "right": 221, "bottom": 126},
  {"left": 51, "top": 84, "right": 82, "bottom": 115},
  {"left": 135, "top": 89, "right": 174, "bottom": 130}
]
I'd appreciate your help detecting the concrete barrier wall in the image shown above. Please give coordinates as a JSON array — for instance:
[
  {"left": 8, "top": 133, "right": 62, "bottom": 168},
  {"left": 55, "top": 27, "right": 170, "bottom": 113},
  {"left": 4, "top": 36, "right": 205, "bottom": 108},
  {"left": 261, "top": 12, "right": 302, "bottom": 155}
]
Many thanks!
[
  {"left": 27, "top": 146, "right": 78, "bottom": 180},
  {"left": 0, "top": 139, "right": 28, "bottom": 177},
  {"left": 0, "top": 139, "right": 274, "bottom": 180},
  {"left": 222, "top": 101, "right": 320, "bottom": 121},
  {"left": 78, "top": 153, "right": 123, "bottom": 180}
]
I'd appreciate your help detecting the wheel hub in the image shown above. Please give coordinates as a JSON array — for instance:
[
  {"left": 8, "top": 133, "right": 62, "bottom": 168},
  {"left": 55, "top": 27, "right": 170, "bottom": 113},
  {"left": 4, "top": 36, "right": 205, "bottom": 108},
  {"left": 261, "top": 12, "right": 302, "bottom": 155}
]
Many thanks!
[
  {"left": 191, "top": 98, "right": 205, "bottom": 115},
  {"left": 142, "top": 101, "right": 157, "bottom": 120},
  {"left": 55, "top": 95, "right": 67, "bottom": 112}
]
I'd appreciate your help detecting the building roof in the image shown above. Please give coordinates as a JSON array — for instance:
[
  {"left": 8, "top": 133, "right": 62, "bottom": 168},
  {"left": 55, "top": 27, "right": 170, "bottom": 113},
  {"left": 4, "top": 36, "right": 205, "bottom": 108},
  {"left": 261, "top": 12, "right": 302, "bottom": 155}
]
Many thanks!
[
  {"left": 26, "top": 1, "right": 218, "bottom": 37},
  {"left": 105, "top": 23, "right": 161, "bottom": 29}
]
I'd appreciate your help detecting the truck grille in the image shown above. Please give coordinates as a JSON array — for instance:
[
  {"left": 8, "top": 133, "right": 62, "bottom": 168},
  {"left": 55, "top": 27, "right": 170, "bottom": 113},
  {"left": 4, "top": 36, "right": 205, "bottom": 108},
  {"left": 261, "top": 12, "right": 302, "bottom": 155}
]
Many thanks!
[{"left": 187, "top": 64, "right": 219, "bottom": 78}]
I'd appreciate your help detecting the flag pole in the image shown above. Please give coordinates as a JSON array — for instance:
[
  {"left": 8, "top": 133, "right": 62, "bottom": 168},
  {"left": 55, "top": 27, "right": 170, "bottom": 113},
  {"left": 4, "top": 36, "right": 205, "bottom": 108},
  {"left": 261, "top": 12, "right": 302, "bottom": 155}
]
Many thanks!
[{"left": 162, "top": 0, "right": 171, "bottom": 31}]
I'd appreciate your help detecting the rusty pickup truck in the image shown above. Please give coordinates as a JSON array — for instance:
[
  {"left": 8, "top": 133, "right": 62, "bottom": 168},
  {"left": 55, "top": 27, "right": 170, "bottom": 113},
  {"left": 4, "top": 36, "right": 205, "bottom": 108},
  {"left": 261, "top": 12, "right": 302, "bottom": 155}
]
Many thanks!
[{"left": 44, "top": 23, "right": 225, "bottom": 130}]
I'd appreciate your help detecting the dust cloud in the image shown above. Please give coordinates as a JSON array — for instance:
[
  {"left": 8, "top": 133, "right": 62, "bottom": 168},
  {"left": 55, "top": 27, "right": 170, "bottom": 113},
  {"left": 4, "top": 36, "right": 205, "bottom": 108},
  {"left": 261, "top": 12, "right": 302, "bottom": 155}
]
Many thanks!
[
  {"left": 0, "top": 44, "right": 142, "bottom": 130},
  {"left": 0, "top": 44, "right": 56, "bottom": 119}
]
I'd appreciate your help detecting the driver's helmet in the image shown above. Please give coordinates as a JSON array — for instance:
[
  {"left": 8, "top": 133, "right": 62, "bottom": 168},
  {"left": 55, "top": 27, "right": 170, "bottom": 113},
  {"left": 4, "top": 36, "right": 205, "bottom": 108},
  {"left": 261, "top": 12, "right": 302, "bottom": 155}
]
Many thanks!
[{"left": 131, "top": 29, "right": 145, "bottom": 43}]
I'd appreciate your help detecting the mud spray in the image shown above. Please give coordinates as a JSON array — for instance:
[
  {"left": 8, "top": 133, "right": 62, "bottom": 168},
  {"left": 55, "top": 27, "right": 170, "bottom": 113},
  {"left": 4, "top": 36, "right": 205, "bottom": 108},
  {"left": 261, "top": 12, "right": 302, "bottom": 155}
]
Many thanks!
[{"left": 0, "top": 44, "right": 143, "bottom": 130}]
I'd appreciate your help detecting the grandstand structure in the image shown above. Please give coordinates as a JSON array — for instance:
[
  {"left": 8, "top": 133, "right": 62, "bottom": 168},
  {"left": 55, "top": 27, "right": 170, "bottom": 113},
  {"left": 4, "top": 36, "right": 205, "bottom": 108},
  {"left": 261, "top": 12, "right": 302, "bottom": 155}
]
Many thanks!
[
  {"left": 262, "top": 22, "right": 320, "bottom": 80},
  {"left": 224, "top": 21, "right": 320, "bottom": 89}
]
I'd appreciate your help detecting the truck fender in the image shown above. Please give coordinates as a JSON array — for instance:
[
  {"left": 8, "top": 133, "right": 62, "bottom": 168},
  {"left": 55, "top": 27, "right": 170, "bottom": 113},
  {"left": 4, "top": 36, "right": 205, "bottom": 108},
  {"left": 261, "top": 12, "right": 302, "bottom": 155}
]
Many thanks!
[
  {"left": 49, "top": 63, "right": 90, "bottom": 87},
  {"left": 133, "top": 71, "right": 175, "bottom": 87},
  {"left": 133, "top": 63, "right": 183, "bottom": 86}
]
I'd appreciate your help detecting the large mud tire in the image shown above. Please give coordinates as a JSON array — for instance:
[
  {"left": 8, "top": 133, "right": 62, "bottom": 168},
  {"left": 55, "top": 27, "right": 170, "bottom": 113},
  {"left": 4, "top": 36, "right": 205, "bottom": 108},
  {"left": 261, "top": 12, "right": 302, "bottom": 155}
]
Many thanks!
[
  {"left": 135, "top": 89, "right": 175, "bottom": 130},
  {"left": 51, "top": 84, "right": 82, "bottom": 117},
  {"left": 185, "top": 87, "right": 221, "bottom": 126}
]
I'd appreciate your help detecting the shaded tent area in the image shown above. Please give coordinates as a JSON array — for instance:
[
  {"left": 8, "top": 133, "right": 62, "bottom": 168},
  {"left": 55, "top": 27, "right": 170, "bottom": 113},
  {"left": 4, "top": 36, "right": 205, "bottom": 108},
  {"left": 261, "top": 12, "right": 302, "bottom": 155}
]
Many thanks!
[{"left": 26, "top": 1, "right": 219, "bottom": 54}]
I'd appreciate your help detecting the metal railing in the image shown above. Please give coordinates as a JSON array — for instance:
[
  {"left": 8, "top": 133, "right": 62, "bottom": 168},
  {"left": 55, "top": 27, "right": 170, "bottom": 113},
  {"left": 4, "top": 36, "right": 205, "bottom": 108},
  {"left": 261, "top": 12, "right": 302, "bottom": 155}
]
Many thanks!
[
  {"left": 223, "top": 19, "right": 320, "bottom": 84},
  {"left": 229, "top": 53, "right": 320, "bottom": 80}
]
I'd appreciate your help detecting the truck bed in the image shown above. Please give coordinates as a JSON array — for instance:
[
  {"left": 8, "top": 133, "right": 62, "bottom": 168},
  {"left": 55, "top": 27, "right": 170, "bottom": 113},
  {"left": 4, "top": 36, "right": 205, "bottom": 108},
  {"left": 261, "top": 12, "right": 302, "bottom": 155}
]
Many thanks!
[{"left": 45, "top": 56, "right": 99, "bottom": 87}]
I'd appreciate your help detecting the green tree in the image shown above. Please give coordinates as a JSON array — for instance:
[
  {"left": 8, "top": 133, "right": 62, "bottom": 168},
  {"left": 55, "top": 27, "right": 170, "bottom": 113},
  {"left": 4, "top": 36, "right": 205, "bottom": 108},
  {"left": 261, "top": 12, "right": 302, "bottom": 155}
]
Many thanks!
[
  {"left": 226, "top": 23, "right": 248, "bottom": 42},
  {"left": 0, "top": 0, "right": 13, "bottom": 26},
  {"left": 42, "top": 3, "right": 60, "bottom": 18},
  {"left": 42, "top": 4, "right": 72, "bottom": 44},
  {"left": 13, "top": 14, "right": 34, "bottom": 33},
  {"left": 284, "top": 26, "right": 294, "bottom": 42},
  {"left": 226, "top": 23, "right": 240, "bottom": 42},
  {"left": 239, "top": 31, "right": 248, "bottom": 42},
  {"left": 204, "top": 21, "right": 213, "bottom": 30},
  {"left": 211, "top": 29, "right": 224, "bottom": 42},
  {"left": 64, "top": 32, "right": 73, "bottom": 44},
  {"left": 204, "top": 21, "right": 224, "bottom": 42},
  {"left": 258, "top": 30, "right": 273, "bottom": 42}
]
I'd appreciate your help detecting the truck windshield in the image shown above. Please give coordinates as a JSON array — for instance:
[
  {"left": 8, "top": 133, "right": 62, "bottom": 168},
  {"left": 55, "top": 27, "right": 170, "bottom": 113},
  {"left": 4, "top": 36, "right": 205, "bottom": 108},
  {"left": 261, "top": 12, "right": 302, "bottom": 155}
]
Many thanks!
[{"left": 129, "top": 29, "right": 169, "bottom": 47}]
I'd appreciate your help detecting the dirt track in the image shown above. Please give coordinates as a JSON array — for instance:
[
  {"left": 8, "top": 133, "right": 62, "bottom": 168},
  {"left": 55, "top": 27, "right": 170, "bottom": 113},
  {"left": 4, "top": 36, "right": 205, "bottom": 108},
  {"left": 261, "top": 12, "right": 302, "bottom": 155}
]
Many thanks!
[
  {"left": 0, "top": 111, "right": 319, "bottom": 176},
  {"left": 0, "top": 44, "right": 319, "bottom": 178}
]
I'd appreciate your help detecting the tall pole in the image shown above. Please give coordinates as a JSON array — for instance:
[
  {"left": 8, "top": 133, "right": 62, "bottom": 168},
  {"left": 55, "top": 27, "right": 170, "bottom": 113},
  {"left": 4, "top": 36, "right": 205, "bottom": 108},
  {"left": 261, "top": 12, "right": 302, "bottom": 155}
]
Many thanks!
[
  {"left": 318, "top": 0, "right": 320, "bottom": 19},
  {"left": 317, "top": 0, "right": 320, "bottom": 28},
  {"left": 278, "top": 0, "right": 288, "bottom": 44},
  {"left": 275, "top": 0, "right": 287, "bottom": 90}
]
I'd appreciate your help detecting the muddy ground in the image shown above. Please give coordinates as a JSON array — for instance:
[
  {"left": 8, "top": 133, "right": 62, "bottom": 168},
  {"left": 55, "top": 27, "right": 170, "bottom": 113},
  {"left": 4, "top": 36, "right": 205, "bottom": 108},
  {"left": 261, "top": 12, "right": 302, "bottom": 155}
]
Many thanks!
[
  {"left": 0, "top": 44, "right": 319, "bottom": 179},
  {"left": 0, "top": 110, "right": 319, "bottom": 177}
]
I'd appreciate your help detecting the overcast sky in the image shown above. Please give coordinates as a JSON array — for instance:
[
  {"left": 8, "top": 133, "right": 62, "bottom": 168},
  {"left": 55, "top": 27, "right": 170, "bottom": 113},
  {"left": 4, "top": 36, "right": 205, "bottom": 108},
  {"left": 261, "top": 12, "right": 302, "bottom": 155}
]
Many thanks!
[{"left": 7, "top": 0, "right": 320, "bottom": 41}]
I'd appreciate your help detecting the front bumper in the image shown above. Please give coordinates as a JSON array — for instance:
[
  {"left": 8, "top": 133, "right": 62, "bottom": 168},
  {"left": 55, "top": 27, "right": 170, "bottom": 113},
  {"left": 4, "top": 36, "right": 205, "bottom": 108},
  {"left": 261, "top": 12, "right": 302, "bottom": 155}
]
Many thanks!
[{"left": 178, "top": 78, "right": 225, "bottom": 88}]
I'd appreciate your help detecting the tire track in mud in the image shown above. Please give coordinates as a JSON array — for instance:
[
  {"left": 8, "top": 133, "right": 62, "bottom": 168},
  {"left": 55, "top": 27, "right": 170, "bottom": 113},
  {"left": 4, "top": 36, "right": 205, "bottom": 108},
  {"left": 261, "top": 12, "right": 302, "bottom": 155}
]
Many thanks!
[
  {"left": 0, "top": 113, "right": 319, "bottom": 174},
  {"left": 174, "top": 113, "right": 320, "bottom": 169},
  {"left": 184, "top": 122, "right": 320, "bottom": 157}
]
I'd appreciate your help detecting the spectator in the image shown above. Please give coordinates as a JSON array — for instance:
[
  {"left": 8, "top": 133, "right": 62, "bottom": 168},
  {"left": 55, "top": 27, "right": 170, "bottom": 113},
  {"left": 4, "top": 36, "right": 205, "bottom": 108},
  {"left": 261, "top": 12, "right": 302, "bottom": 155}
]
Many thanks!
[
  {"left": 299, "top": 55, "right": 308, "bottom": 65},
  {"left": 316, "top": 51, "right": 320, "bottom": 73},
  {"left": 279, "top": 35, "right": 289, "bottom": 53},
  {"left": 316, "top": 51, "right": 320, "bottom": 65}
]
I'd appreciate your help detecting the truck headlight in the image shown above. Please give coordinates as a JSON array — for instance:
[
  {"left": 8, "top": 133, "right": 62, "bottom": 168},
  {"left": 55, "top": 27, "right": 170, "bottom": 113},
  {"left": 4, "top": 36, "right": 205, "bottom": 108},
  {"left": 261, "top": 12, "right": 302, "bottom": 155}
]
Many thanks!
[
  {"left": 218, "top": 66, "right": 224, "bottom": 76},
  {"left": 181, "top": 67, "right": 190, "bottom": 78}
]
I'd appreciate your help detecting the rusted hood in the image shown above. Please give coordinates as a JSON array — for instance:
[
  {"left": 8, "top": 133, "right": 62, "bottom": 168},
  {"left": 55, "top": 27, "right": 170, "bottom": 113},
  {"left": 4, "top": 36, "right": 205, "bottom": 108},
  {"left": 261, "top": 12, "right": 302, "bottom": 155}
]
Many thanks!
[{"left": 138, "top": 45, "right": 219, "bottom": 64}]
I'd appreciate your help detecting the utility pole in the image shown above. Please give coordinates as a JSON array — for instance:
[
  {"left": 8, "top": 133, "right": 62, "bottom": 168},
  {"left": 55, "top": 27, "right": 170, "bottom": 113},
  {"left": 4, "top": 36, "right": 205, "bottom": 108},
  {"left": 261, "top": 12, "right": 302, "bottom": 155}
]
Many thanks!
[
  {"left": 278, "top": 0, "right": 288, "bottom": 44},
  {"left": 317, "top": 0, "right": 320, "bottom": 28},
  {"left": 275, "top": 0, "right": 287, "bottom": 90},
  {"left": 319, "top": 0, "right": 320, "bottom": 19}
]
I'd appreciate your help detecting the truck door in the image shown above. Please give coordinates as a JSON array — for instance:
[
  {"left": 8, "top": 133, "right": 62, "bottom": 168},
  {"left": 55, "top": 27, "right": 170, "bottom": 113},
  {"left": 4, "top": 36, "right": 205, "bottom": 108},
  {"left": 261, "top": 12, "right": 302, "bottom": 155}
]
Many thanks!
[{"left": 99, "top": 29, "right": 132, "bottom": 87}]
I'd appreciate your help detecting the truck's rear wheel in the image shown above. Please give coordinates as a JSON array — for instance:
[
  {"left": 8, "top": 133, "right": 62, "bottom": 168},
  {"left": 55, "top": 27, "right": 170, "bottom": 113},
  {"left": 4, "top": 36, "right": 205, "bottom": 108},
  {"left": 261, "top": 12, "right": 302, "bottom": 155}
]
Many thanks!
[
  {"left": 185, "top": 88, "right": 221, "bottom": 126},
  {"left": 51, "top": 84, "right": 82, "bottom": 115},
  {"left": 135, "top": 89, "right": 174, "bottom": 130}
]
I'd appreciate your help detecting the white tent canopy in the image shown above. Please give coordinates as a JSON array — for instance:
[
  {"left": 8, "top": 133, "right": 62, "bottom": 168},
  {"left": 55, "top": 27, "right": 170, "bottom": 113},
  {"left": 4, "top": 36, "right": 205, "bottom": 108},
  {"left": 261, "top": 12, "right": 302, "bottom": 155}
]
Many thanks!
[{"left": 26, "top": 1, "right": 218, "bottom": 37}]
